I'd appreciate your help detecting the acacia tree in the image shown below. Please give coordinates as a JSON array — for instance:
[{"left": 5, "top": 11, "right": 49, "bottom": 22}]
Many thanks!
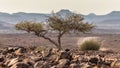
[{"left": 15, "top": 13, "right": 94, "bottom": 50}]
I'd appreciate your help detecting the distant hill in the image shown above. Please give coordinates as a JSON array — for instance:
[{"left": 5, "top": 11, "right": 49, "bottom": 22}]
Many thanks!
[
  {"left": 0, "top": 9, "right": 120, "bottom": 24},
  {"left": 0, "top": 12, "right": 50, "bottom": 24},
  {"left": 84, "top": 11, "right": 120, "bottom": 23},
  {"left": 0, "top": 9, "right": 120, "bottom": 34},
  {"left": 0, "top": 21, "right": 21, "bottom": 34},
  {"left": 0, "top": 21, "right": 13, "bottom": 29}
]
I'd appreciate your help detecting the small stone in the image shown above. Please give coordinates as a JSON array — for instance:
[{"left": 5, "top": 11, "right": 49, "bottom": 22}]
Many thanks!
[
  {"left": 8, "top": 58, "right": 22, "bottom": 67},
  {"left": 15, "top": 48, "right": 26, "bottom": 54},
  {"left": 11, "top": 62, "right": 29, "bottom": 68},
  {"left": 80, "top": 63, "right": 92, "bottom": 68},
  {"left": 57, "top": 59, "right": 70, "bottom": 68},
  {"left": 89, "top": 57, "right": 98, "bottom": 64},
  {"left": 34, "top": 61, "right": 44, "bottom": 68},
  {"left": 30, "top": 56, "right": 42, "bottom": 62},
  {"left": 59, "top": 51, "right": 71, "bottom": 59},
  {"left": 0, "top": 57, "right": 4, "bottom": 62},
  {"left": 34, "top": 61, "right": 50, "bottom": 68},
  {"left": 0, "top": 62, "right": 8, "bottom": 68},
  {"left": 111, "top": 60, "right": 120, "bottom": 68},
  {"left": 69, "top": 63, "right": 80, "bottom": 68}
]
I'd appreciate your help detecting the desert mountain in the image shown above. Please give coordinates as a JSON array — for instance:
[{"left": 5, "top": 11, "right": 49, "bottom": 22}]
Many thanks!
[
  {"left": 0, "top": 21, "right": 13, "bottom": 29},
  {"left": 0, "top": 9, "right": 119, "bottom": 24},
  {"left": 0, "top": 9, "right": 120, "bottom": 33}
]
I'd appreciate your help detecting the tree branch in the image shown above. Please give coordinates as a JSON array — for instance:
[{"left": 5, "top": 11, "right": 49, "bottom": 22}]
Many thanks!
[{"left": 40, "top": 34, "right": 59, "bottom": 48}]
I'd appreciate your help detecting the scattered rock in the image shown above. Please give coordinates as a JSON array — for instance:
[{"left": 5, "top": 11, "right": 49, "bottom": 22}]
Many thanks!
[
  {"left": 80, "top": 63, "right": 92, "bottom": 68},
  {"left": 0, "top": 62, "right": 8, "bottom": 68},
  {"left": 7, "top": 58, "right": 22, "bottom": 67},
  {"left": 0, "top": 57, "right": 4, "bottom": 62},
  {"left": 111, "top": 60, "right": 120, "bottom": 68},
  {"left": 11, "top": 62, "right": 29, "bottom": 68},
  {"left": 59, "top": 50, "right": 72, "bottom": 59},
  {"left": 15, "top": 48, "right": 24, "bottom": 54},
  {"left": 34, "top": 61, "right": 44, "bottom": 68},
  {"left": 57, "top": 59, "right": 70, "bottom": 68},
  {"left": 0, "top": 47, "right": 119, "bottom": 68},
  {"left": 30, "top": 56, "right": 42, "bottom": 62},
  {"left": 34, "top": 61, "right": 50, "bottom": 68},
  {"left": 69, "top": 63, "right": 80, "bottom": 68},
  {"left": 89, "top": 57, "right": 99, "bottom": 64}
]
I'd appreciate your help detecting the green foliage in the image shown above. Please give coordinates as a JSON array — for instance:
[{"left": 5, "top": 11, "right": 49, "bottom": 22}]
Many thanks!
[
  {"left": 15, "top": 21, "right": 44, "bottom": 36},
  {"left": 26, "top": 46, "right": 37, "bottom": 52},
  {"left": 15, "top": 21, "right": 33, "bottom": 32},
  {"left": 48, "top": 13, "right": 94, "bottom": 33},
  {"left": 34, "top": 46, "right": 47, "bottom": 51},
  {"left": 80, "top": 40, "right": 100, "bottom": 51},
  {"left": 26, "top": 46, "right": 47, "bottom": 52}
]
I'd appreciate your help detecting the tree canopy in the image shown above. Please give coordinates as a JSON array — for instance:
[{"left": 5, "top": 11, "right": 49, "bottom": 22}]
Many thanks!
[{"left": 15, "top": 13, "right": 94, "bottom": 50}]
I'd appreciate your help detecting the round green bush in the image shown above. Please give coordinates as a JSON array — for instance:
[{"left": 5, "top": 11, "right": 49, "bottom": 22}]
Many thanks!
[{"left": 80, "top": 40, "right": 100, "bottom": 51}]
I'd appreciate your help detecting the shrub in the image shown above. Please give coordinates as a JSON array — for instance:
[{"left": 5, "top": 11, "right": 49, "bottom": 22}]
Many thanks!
[
  {"left": 25, "top": 46, "right": 37, "bottom": 52},
  {"left": 26, "top": 46, "right": 48, "bottom": 52},
  {"left": 34, "top": 46, "right": 47, "bottom": 51},
  {"left": 80, "top": 40, "right": 100, "bottom": 51}
]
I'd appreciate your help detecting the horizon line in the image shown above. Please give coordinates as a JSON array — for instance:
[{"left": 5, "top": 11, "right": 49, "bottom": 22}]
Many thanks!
[{"left": 0, "top": 9, "right": 119, "bottom": 15}]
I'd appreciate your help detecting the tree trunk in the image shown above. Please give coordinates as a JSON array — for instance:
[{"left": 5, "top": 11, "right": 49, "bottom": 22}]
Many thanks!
[
  {"left": 39, "top": 31, "right": 65, "bottom": 50},
  {"left": 57, "top": 31, "right": 65, "bottom": 50},
  {"left": 58, "top": 35, "right": 62, "bottom": 50}
]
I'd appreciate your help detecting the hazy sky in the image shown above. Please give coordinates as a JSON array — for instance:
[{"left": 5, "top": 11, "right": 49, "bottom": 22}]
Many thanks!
[{"left": 0, "top": 0, "right": 120, "bottom": 15}]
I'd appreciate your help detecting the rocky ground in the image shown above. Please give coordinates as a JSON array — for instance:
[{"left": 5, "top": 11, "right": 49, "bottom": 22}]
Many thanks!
[
  {"left": 0, "top": 34, "right": 120, "bottom": 68},
  {"left": 0, "top": 46, "right": 120, "bottom": 68}
]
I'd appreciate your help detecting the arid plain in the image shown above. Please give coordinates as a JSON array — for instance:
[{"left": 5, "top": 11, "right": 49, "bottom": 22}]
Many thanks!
[{"left": 0, "top": 33, "right": 119, "bottom": 51}]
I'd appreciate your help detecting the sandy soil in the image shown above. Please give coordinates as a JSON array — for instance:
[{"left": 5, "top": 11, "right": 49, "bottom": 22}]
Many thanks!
[{"left": 0, "top": 33, "right": 120, "bottom": 51}]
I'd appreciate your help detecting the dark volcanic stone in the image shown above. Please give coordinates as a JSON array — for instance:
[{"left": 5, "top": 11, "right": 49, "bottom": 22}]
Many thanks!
[
  {"left": 0, "top": 57, "right": 4, "bottom": 62},
  {"left": 89, "top": 57, "right": 98, "bottom": 64}
]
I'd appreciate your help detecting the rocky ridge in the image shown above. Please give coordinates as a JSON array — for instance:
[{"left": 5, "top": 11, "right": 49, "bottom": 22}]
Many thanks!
[{"left": 0, "top": 46, "right": 120, "bottom": 68}]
